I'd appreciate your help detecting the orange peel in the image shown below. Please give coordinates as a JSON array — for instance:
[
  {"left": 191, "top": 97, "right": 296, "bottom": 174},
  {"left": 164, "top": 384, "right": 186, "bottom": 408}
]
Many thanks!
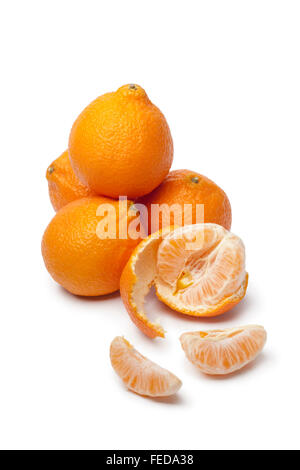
[
  {"left": 120, "top": 223, "right": 248, "bottom": 338},
  {"left": 120, "top": 227, "right": 173, "bottom": 338}
]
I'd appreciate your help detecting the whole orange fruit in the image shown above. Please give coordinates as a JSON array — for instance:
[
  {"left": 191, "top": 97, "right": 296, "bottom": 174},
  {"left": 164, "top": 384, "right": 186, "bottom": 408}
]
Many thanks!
[
  {"left": 46, "top": 150, "right": 96, "bottom": 211},
  {"left": 137, "top": 169, "right": 232, "bottom": 233},
  {"left": 68, "top": 84, "right": 173, "bottom": 199},
  {"left": 41, "top": 197, "right": 143, "bottom": 296}
]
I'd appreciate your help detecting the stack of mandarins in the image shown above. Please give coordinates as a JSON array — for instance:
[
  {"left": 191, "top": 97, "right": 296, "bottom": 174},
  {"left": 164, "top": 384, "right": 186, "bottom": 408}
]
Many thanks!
[{"left": 42, "top": 84, "right": 266, "bottom": 397}]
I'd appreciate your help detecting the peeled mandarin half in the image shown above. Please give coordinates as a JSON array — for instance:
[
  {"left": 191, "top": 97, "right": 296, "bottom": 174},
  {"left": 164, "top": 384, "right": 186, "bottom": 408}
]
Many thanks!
[
  {"left": 180, "top": 325, "right": 267, "bottom": 375},
  {"left": 120, "top": 224, "right": 248, "bottom": 338},
  {"left": 110, "top": 336, "right": 182, "bottom": 397},
  {"left": 155, "top": 224, "right": 248, "bottom": 317}
]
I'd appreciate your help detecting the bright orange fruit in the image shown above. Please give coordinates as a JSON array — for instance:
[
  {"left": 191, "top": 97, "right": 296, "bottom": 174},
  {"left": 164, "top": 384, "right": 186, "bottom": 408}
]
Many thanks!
[
  {"left": 42, "top": 197, "right": 143, "bottom": 296},
  {"left": 120, "top": 224, "right": 248, "bottom": 338},
  {"left": 110, "top": 336, "right": 182, "bottom": 397},
  {"left": 137, "top": 169, "right": 232, "bottom": 233},
  {"left": 155, "top": 224, "right": 247, "bottom": 317},
  {"left": 68, "top": 84, "right": 173, "bottom": 199},
  {"left": 180, "top": 325, "right": 267, "bottom": 375},
  {"left": 120, "top": 227, "right": 172, "bottom": 338},
  {"left": 46, "top": 150, "right": 96, "bottom": 211}
]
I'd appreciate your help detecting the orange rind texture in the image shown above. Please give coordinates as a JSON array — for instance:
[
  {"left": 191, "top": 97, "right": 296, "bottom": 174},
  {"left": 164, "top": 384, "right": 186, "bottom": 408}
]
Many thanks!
[
  {"left": 120, "top": 227, "right": 174, "bottom": 338},
  {"left": 137, "top": 169, "right": 232, "bottom": 234},
  {"left": 68, "top": 84, "right": 173, "bottom": 199},
  {"left": 42, "top": 197, "right": 142, "bottom": 296},
  {"left": 46, "top": 150, "right": 96, "bottom": 211}
]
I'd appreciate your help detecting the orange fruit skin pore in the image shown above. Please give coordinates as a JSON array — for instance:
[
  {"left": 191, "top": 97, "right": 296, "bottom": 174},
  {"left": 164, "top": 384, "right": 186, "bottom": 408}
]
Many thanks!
[
  {"left": 68, "top": 84, "right": 173, "bottom": 199},
  {"left": 42, "top": 197, "right": 142, "bottom": 296},
  {"left": 137, "top": 169, "right": 232, "bottom": 234},
  {"left": 46, "top": 150, "right": 96, "bottom": 211}
]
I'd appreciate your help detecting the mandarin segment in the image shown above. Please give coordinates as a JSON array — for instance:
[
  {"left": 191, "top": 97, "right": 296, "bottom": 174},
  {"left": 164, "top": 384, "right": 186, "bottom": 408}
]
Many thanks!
[
  {"left": 180, "top": 325, "right": 267, "bottom": 375},
  {"left": 68, "top": 84, "right": 173, "bottom": 199},
  {"left": 110, "top": 336, "right": 182, "bottom": 397},
  {"left": 155, "top": 224, "right": 247, "bottom": 317}
]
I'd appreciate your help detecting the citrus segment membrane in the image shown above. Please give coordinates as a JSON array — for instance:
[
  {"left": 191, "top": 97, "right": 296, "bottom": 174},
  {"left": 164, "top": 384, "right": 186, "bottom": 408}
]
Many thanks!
[
  {"left": 110, "top": 336, "right": 182, "bottom": 397},
  {"left": 180, "top": 325, "right": 267, "bottom": 375},
  {"left": 155, "top": 224, "right": 247, "bottom": 316},
  {"left": 120, "top": 224, "right": 248, "bottom": 338}
]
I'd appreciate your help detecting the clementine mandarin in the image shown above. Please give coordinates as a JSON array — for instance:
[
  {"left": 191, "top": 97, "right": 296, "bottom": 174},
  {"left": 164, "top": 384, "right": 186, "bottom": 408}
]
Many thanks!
[
  {"left": 137, "top": 169, "right": 232, "bottom": 233},
  {"left": 120, "top": 224, "right": 248, "bottom": 338},
  {"left": 68, "top": 84, "right": 173, "bottom": 199},
  {"left": 46, "top": 150, "right": 96, "bottom": 211},
  {"left": 42, "top": 197, "right": 143, "bottom": 296}
]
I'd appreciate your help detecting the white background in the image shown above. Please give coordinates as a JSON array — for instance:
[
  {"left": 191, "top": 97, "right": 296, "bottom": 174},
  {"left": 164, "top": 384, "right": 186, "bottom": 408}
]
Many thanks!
[{"left": 0, "top": 0, "right": 299, "bottom": 450}]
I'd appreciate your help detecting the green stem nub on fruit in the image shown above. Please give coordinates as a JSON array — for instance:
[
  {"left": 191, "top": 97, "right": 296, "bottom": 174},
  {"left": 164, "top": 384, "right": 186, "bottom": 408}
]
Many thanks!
[{"left": 191, "top": 176, "right": 199, "bottom": 184}]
